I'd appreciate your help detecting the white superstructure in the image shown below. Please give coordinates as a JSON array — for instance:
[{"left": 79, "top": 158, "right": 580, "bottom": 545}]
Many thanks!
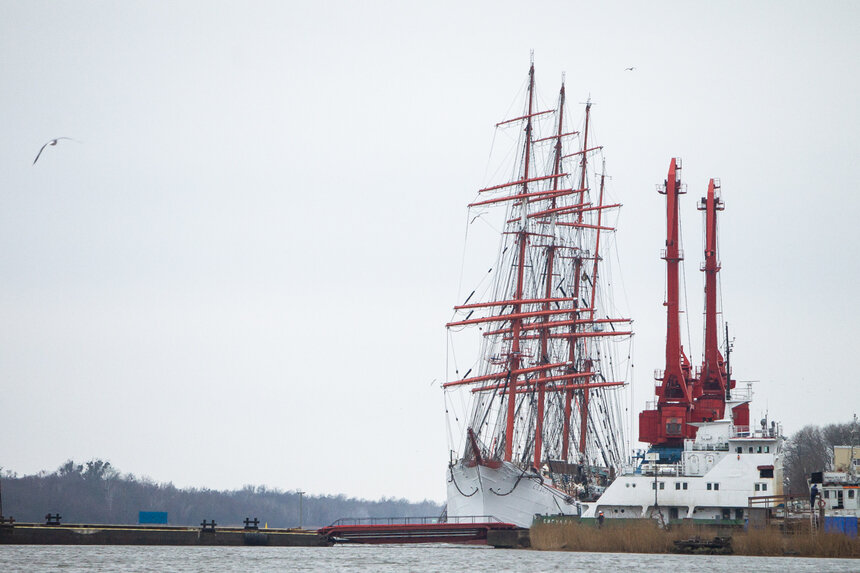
[{"left": 582, "top": 415, "right": 783, "bottom": 521}]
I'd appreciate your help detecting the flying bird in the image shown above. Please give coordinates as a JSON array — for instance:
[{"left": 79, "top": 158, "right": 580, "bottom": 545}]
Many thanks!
[
  {"left": 625, "top": 67, "right": 636, "bottom": 71},
  {"left": 33, "top": 137, "right": 78, "bottom": 165}
]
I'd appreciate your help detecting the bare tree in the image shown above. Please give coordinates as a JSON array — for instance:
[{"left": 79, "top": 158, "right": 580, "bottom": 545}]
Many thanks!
[
  {"left": 783, "top": 425, "right": 829, "bottom": 496},
  {"left": 822, "top": 422, "right": 856, "bottom": 449}
]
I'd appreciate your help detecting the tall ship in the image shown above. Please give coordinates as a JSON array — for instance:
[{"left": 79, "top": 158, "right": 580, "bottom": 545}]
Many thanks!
[
  {"left": 581, "top": 158, "right": 783, "bottom": 522},
  {"left": 443, "top": 60, "right": 634, "bottom": 528}
]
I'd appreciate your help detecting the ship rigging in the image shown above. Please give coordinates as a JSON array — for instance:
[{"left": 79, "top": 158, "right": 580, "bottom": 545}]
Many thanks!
[{"left": 443, "top": 61, "right": 634, "bottom": 525}]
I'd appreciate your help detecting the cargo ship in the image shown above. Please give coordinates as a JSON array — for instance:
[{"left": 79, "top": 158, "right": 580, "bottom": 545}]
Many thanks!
[{"left": 581, "top": 159, "right": 783, "bottom": 522}]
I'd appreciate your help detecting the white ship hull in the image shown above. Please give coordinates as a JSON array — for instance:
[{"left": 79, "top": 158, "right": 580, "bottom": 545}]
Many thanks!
[{"left": 446, "top": 460, "right": 579, "bottom": 528}]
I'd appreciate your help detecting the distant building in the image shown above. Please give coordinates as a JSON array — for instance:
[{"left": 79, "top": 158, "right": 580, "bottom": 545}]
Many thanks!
[
  {"left": 810, "top": 446, "right": 859, "bottom": 518},
  {"left": 139, "top": 511, "right": 168, "bottom": 525},
  {"left": 833, "top": 446, "right": 860, "bottom": 473}
]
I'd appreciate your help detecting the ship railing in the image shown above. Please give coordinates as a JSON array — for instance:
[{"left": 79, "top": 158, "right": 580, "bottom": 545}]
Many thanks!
[
  {"left": 732, "top": 425, "right": 752, "bottom": 437},
  {"left": 731, "top": 425, "right": 780, "bottom": 439},
  {"left": 326, "top": 515, "right": 506, "bottom": 527},
  {"left": 686, "top": 441, "right": 730, "bottom": 452},
  {"left": 729, "top": 385, "right": 753, "bottom": 402},
  {"left": 620, "top": 463, "right": 639, "bottom": 475},
  {"left": 653, "top": 369, "right": 664, "bottom": 381},
  {"left": 660, "top": 248, "right": 684, "bottom": 261},
  {"left": 639, "top": 463, "right": 684, "bottom": 477},
  {"left": 656, "top": 181, "right": 688, "bottom": 195}
]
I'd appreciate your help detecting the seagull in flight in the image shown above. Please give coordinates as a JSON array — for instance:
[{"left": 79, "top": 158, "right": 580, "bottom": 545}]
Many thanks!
[
  {"left": 33, "top": 137, "right": 79, "bottom": 165},
  {"left": 625, "top": 66, "right": 636, "bottom": 71}
]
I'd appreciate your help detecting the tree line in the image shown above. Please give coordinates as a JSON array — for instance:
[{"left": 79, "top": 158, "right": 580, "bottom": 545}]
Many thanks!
[
  {"left": 0, "top": 459, "right": 442, "bottom": 528},
  {"left": 782, "top": 419, "right": 858, "bottom": 496},
  {"left": 4, "top": 422, "right": 853, "bottom": 526}
]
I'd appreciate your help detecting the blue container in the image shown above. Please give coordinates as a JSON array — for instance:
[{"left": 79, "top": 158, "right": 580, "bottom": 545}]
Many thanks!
[
  {"left": 823, "top": 516, "right": 858, "bottom": 537},
  {"left": 138, "top": 511, "right": 168, "bottom": 525}
]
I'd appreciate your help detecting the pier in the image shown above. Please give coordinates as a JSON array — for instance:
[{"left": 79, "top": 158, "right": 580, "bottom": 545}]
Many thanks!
[{"left": 0, "top": 519, "right": 329, "bottom": 546}]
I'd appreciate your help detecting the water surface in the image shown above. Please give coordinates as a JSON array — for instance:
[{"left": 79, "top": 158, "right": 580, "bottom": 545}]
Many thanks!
[{"left": 1, "top": 544, "right": 857, "bottom": 572}]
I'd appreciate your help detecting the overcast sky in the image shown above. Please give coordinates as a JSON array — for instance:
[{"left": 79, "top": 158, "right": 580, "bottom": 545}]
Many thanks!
[{"left": 1, "top": 1, "right": 857, "bottom": 503}]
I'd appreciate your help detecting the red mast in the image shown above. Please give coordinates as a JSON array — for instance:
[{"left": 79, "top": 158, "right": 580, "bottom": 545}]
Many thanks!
[
  {"left": 444, "top": 63, "right": 631, "bottom": 475},
  {"left": 533, "top": 80, "right": 567, "bottom": 469},
  {"left": 504, "top": 61, "right": 535, "bottom": 462},
  {"left": 580, "top": 162, "right": 607, "bottom": 456},
  {"left": 561, "top": 100, "right": 591, "bottom": 461},
  {"left": 639, "top": 158, "right": 695, "bottom": 447},
  {"left": 691, "top": 179, "right": 726, "bottom": 420},
  {"left": 692, "top": 179, "right": 749, "bottom": 427}
]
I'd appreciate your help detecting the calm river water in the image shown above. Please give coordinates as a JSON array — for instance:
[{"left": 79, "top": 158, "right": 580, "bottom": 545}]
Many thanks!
[{"left": 1, "top": 544, "right": 857, "bottom": 572}]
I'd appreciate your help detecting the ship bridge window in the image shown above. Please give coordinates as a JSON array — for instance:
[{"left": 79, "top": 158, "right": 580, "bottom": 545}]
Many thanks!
[
  {"left": 757, "top": 446, "right": 762, "bottom": 453},
  {"left": 824, "top": 490, "right": 830, "bottom": 499},
  {"left": 675, "top": 482, "right": 681, "bottom": 490},
  {"left": 660, "top": 482, "right": 665, "bottom": 490},
  {"left": 749, "top": 447, "right": 754, "bottom": 453},
  {"left": 765, "top": 446, "right": 770, "bottom": 453},
  {"left": 849, "top": 490, "right": 855, "bottom": 499},
  {"left": 755, "top": 484, "right": 760, "bottom": 491},
  {"left": 736, "top": 447, "right": 743, "bottom": 454},
  {"left": 683, "top": 482, "right": 688, "bottom": 490},
  {"left": 707, "top": 483, "right": 712, "bottom": 490},
  {"left": 759, "top": 467, "right": 774, "bottom": 478}
]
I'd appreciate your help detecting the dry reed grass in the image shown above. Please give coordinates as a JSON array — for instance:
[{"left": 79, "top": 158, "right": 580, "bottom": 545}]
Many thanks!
[
  {"left": 733, "top": 527, "right": 860, "bottom": 558},
  {"left": 531, "top": 519, "right": 683, "bottom": 553},
  {"left": 530, "top": 520, "right": 860, "bottom": 558}
]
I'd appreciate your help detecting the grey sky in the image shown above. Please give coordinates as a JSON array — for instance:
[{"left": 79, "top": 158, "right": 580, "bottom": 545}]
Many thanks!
[{"left": 1, "top": 1, "right": 857, "bottom": 502}]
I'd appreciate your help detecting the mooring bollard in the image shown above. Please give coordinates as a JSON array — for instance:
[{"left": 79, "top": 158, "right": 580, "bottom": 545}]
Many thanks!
[
  {"left": 200, "top": 519, "right": 217, "bottom": 532},
  {"left": 244, "top": 517, "right": 260, "bottom": 530},
  {"left": 45, "top": 513, "right": 62, "bottom": 526}
]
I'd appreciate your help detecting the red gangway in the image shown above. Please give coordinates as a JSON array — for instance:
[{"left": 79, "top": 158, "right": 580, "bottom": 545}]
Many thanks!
[{"left": 317, "top": 515, "right": 519, "bottom": 544}]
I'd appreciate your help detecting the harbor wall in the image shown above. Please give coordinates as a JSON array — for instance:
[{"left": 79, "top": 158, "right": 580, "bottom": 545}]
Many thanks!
[{"left": 0, "top": 523, "right": 330, "bottom": 546}]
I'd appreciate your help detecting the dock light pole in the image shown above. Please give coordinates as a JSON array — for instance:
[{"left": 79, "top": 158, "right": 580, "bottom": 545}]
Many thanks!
[{"left": 297, "top": 490, "right": 305, "bottom": 530}]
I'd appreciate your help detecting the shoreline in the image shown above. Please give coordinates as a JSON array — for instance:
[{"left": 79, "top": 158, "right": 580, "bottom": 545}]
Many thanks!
[{"left": 529, "top": 519, "right": 860, "bottom": 558}]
